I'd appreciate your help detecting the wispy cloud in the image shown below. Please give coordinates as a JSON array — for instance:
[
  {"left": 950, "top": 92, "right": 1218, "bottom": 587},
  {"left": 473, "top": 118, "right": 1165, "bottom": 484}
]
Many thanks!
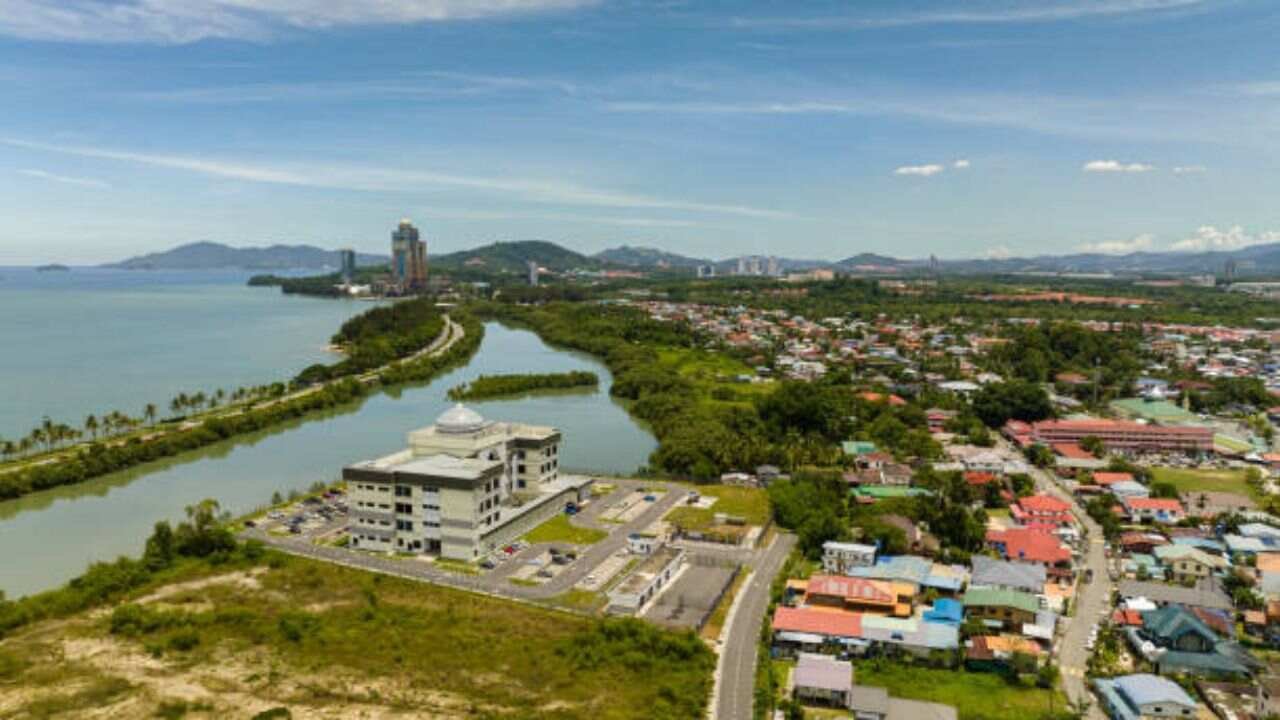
[
  {"left": 953, "top": 159, "right": 971, "bottom": 169},
  {"left": 729, "top": 0, "right": 1211, "bottom": 30},
  {"left": 984, "top": 245, "right": 1013, "bottom": 260},
  {"left": 0, "top": 0, "right": 596, "bottom": 44},
  {"left": 130, "top": 71, "right": 580, "bottom": 104},
  {"left": 1078, "top": 233, "right": 1155, "bottom": 254},
  {"left": 1172, "top": 165, "right": 1206, "bottom": 174},
  {"left": 1171, "top": 225, "right": 1280, "bottom": 252},
  {"left": 17, "top": 168, "right": 109, "bottom": 188},
  {"left": 604, "top": 93, "right": 1226, "bottom": 145},
  {"left": 3, "top": 137, "right": 785, "bottom": 220},
  {"left": 894, "top": 164, "right": 945, "bottom": 177},
  {"left": 1082, "top": 159, "right": 1154, "bottom": 173}
]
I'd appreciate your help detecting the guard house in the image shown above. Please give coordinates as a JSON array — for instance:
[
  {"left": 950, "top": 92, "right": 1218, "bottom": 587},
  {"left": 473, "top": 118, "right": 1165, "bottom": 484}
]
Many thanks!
[{"left": 346, "top": 404, "right": 588, "bottom": 561}]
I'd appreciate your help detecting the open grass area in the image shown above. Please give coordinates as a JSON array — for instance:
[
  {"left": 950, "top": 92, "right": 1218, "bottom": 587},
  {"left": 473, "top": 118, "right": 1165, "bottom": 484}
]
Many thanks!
[
  {"left": 854, "top": 662, "right": 1072, "bottom": 720},
  {"left": 1149, "top": 466, "right": 1261, "bottom": 502},
  {"left": 655, "top": 347, "right": 772, "bottom": 400},
  {"left": 523, "top": 514, "right": 608, "bottom": 545},
  {"left": 667, "top": 484, "right": 772, "bottom": 533},
  {"left": 0, "top": 553, "right": 713, "bottom": 719}
]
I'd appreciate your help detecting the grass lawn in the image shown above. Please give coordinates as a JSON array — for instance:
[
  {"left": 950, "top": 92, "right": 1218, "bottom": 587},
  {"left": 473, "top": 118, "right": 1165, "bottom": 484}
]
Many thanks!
[
  {"left": 655, "top": 347, "right": 772, "bottom": 400},
  {"left": 1, "top": 553, "right": 712, "bottom": 719},
  {"left": 854, "top": 663, "right": 1072, "bottom": 720},
  {"left": 1149, "top": 466, "right": 1261, "bottom": 502},
  {"left": 667, "top": 484, "right": 772, "bottom": 533},
  {"left": 523, "top": 514, "right": 608, "bottom": 545}
]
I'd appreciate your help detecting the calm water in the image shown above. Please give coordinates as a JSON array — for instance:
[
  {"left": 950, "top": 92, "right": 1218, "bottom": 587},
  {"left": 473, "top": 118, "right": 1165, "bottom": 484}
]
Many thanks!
[
  {"left": 0, "top": 322, "right": 656, "bottom": 597},
  {"left": 0, "top": 267, "right": 374, "bottom": 440}
]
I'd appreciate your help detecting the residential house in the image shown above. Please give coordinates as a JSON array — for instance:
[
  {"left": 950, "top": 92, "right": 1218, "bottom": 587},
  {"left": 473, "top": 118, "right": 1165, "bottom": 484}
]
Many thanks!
[
  {"left": 1125, "top": 605, "right": 1256, "bottom": 677},
  {"left": 965, "top": 634, "right": 1045, "bottom": 672},
  {"left": 1010, "top": 494, "right": 1075, "bottom": 528},
  {"left": 1122, "top": 497, "right": 1186, "bottom": 524},
  {"left": 823, "top": 541, "right": 877, "bottom": 575},
  {"left": 1152, "top": 544, "right": 1228, "bottom": 584},
  {"left": 848, "top": 685, "right": 958, "bottom": 720},
  {"left": 793, "top": 653, "right": 854, "bottom": 710},
  {"left": 969, "top": 555, "right": 1047, "bottom": 595},
  {"left": 1094, "top": 673, "right": 1199, "bottom": 720},
  {"left": 1116, "top": 579, "right": 1233, "bottom": 613},
  {"left": 802, "top": 575, "right": 913, "bottom": 617},
  {"left": 962, "top": 587, "right": 1041, "bottom": 632},
  {"left": 985, "top": 528, "right": 1073, "bottom": 581}
]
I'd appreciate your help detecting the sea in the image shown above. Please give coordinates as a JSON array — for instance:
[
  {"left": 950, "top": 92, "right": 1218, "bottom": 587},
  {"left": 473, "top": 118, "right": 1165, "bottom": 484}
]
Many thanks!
[{"left": 0, "top": 267, "right": 374, "bottom": 441}]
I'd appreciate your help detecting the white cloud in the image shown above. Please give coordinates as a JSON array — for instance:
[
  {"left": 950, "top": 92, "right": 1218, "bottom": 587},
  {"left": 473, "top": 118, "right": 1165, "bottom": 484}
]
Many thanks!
[
  {"left": 1170, "top": 225, "right": 1280, "bottom": 252},
  {"left": 952, "top": 159, "right": 971, "bottom": 169},
  {"left": 894, "top": 163, "right": 945, "bottom": 177},
  {"left": 18, "top": 168, "right": 110, "bottom": 188},
  {"left": 131, "top": 72, "right": 580, "bottom": 104},
  {"left": 730, "top": 0, "right": 1212, "bottom": 30},
  {"left": 1078, "top": 233, "right": 1155, "bottom": 254},
  {"left": 1172, "top": 165, "right": 1206, "bottom": 174},
  {"left": 0, "top": 0, "right": 595, "bottom": 44},
  {"left": 984, "top": 245, "right": 1013, "bottom": 260},
  {"left": 3, "top": 137, "right": 785, "bottom": 219},
  {"left": 1082, "top": 159, "right": 1154, "bottom": 173}
]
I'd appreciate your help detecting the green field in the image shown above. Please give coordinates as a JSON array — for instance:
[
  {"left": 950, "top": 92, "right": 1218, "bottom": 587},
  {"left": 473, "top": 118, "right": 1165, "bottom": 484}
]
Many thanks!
[
  {"left": 0, "top": 553, "right": 713, "bottom": 719},
  {"left": 666, "top": 484, "right": 771, "bottom": 532},
  {"left": 1149, "top": 466, "right": 1261, "bottom": 502},
  {"left": 655, "top": 347, "right": 772, "bottom": 399},
  {"left": 854, "top": 663, "right": 1072, "bottom": 720},
  {"left": 523, "top": 513, "right": 608, "bottom": 545}
]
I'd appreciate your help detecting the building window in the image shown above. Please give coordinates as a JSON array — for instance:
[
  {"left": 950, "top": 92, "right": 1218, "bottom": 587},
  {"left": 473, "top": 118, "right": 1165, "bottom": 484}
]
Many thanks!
[
  {"left": 395, "top": 485, "right": 411, "bottom": 497},
  {"left": 395, "top": 503, "right": 412, "bottom": 514}
]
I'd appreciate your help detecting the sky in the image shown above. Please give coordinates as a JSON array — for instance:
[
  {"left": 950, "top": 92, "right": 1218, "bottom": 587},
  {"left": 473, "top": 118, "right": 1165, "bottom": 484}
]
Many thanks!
[{"left": 0, "top": 0, "right": 1278, "bottom": 264}]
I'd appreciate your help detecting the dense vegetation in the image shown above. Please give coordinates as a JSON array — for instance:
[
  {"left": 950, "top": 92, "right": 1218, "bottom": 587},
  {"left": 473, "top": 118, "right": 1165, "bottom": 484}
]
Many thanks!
[
  {"left": 448, "top": 371, "right": 599, "bottom": 401},
  {"left": 0, "top": 313, "right": 481, "bottom": 501},
  {"left": 294, "top": 297, "right": 446, "bottom": 384}
]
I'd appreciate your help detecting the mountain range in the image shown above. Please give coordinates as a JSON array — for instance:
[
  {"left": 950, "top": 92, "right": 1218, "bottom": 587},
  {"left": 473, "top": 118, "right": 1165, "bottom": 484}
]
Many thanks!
[
  {"left": 104, "top": 239, "right": 1280, "bottom": 278},
  {"left": 106, "top": 242, "right": 386, "bottom": 271}
]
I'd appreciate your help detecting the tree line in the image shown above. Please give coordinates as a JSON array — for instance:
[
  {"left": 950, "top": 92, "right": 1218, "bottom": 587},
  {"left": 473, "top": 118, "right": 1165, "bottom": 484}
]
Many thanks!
[{"left": 447, "top": 371, "right": 599, "bottom": 401}]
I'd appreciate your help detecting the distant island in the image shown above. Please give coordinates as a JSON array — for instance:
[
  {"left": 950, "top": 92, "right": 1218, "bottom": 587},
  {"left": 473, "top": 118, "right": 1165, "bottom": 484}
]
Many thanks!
[
  {"left": 106, "top": 241, "right": 386, "bottom": 271},
  {"left": 35, "top": 264, "right": 70, "bottom": 272}
]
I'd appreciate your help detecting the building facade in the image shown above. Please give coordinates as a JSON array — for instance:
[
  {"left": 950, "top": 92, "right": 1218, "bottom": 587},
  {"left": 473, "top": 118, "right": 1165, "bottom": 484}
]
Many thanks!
[
  {"left": 345, "top": 404, "right": 571, "bottom": 560},
  {"left": 391, "top": 218, "right": 428, "bottom": 291},
  {"left": 1005, "top": 419, "right": 1213, "bottom": 454},
  {"left": 339, "top": 248, "right": 356, "bottom": 282}
]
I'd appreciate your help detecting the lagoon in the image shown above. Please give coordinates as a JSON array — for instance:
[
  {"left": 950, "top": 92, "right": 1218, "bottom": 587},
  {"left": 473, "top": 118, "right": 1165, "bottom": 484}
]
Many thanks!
[{"left": 0, "top": 322, "right": 656, "bottom": 598}]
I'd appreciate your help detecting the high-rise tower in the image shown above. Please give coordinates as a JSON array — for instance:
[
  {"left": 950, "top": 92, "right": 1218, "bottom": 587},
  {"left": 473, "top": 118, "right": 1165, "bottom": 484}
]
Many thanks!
[{"left": 391, "top": 218, "right": 428, "bottom": 291}]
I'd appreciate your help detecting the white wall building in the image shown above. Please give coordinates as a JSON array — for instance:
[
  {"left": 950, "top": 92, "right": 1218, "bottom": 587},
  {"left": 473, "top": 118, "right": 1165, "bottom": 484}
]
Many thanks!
[
  {"left": 822, "top": 541, "right": 877, "bottom": 574},
  {"left": 346, "top": 404, "right": 586, "bottom": 560}
]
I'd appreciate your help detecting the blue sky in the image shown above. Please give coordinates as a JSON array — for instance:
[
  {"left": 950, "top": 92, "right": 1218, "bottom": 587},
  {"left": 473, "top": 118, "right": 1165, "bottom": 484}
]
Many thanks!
[{"left": 0, "top": 0, "right": 1278, "bottom": 264}]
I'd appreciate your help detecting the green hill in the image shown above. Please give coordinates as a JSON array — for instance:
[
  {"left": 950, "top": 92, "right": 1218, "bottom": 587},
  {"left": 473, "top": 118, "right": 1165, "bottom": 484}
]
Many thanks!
[{"left": 432, "top": 240, "right": 607, "bottom": 274}]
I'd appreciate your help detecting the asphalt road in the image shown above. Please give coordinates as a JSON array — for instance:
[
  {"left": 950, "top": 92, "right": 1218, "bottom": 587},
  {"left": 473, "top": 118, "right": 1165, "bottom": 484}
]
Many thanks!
[
  {"left": 1016, "top": 442, "right": 1110, "bottom": 720},
  {"left": 714, "top": 531, "right": 796, "bottom": 720}
]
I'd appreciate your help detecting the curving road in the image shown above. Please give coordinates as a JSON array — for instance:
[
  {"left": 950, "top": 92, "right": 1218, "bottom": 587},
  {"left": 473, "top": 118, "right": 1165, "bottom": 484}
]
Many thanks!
[{"left": 714, "top": 531, "right": 796, "bottom": 720}]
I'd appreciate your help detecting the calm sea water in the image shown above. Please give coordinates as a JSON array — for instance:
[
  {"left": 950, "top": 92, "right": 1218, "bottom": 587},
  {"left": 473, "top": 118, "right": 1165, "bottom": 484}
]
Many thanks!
[
  {"left": 0, "top": 267, "right": 373, "bottom": 440},
  {"left": 0, "top": 319, "right": 656, "bottom": 598}
]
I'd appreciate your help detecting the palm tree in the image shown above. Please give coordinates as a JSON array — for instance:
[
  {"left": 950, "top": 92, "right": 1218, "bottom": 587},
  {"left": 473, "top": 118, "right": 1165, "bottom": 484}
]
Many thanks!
[
  {"left": 40, "top": 416, "right": 55, "bottom": 451},
  {"left": 144, "top": 403, "right": 157, "bottom": 427},
  {"left": 84, "top": 414, "right": 99, "bottom": 441}
]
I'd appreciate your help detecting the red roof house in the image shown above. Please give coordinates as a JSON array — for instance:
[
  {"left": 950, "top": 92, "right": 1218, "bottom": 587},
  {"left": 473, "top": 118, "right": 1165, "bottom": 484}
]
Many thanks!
[
  {"left": 985, "top": 528, "right": 1072, "bottom": 566},
  {"left": 771, "top": 606, "right": 863, "bottom": 639}
]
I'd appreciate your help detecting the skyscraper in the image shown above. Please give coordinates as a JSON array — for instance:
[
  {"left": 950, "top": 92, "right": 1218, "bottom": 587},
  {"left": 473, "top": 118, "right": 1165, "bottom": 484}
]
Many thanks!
[
  {"left": 528, "top": 260, "right": 540, "bottom": 287},
  {"left": 339, "top": 248, "right": 356, "bottom": 282},
  {"left": 391, "top": 218, "right": 428, "bottom": 291}
]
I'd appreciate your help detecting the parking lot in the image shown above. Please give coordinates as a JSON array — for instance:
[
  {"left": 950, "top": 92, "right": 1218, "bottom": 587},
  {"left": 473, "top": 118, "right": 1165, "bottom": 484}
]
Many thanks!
[
  {"left": 246, "top": 489, "right": 348, "bottom": 543},
  {"left": 641, "top": 556, "right": 740, "bottom": 630}
]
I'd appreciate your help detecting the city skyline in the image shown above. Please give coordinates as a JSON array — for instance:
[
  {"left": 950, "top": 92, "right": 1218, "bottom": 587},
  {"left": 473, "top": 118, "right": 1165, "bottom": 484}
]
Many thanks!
[{"left": 1, "top": 0, "right": 1278, "bottom": 264}]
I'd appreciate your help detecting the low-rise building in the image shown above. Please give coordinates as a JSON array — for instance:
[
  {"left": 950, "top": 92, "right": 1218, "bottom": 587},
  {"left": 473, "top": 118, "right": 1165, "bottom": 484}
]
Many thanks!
[
  {"left": 1094, "top": 673, "right": 1199, "bottom": 720},
  {"left": 607, "top": 545, "right": 685, "bottom": 613},
  {"left": 1122, "top": 497, "right": 1186, "bottom": 524},
  {"left": 823, "top": 541, "right": 877, "bottom": 574},
  {"left": 792, "top": 653, "right": 854, "bottom": 709},
  {"left": 962, "top": 587, "right": 1041, "bottom": 632},
  {"left": 1153, "top": 544, "right": 1228, "bottom": 583}
]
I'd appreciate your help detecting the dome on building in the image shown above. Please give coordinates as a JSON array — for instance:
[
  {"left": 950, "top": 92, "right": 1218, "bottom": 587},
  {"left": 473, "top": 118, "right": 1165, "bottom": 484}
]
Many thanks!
[{"left": 435, "top": 403, "right": 488, "bottom": 434}]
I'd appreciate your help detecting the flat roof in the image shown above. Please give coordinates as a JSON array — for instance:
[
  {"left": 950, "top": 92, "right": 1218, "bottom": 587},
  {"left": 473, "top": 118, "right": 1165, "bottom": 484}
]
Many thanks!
[{"left": 392, "top": 454, "right": 501, "bottom": 480}]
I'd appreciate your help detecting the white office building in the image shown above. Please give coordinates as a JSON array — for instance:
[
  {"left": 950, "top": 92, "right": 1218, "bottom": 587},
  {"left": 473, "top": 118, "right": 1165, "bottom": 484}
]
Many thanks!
[{"left": 346, "top": 404, "right": 590, "bottom": 560}]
